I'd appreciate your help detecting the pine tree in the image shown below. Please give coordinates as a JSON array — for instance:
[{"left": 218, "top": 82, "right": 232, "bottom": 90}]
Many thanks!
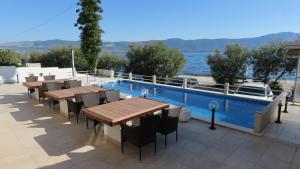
[{"left": 75, "top": 0, "right": 103, "bottom": 71}]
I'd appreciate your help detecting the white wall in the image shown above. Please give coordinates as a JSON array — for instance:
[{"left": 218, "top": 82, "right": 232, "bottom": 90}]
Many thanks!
[{"left": 0, "top": 66, "right": 73, "bottom": 83}]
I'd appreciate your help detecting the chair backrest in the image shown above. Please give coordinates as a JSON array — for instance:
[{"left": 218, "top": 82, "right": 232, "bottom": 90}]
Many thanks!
[
  {"left": 69, "top": 80, "right": 81, "bottom": 88},
  {"left": 45, "top": 82, "right": 61, "bottom": 91},
  {"left": 25, "top": 76, "right": 38, "bottom": 82},
  {"left": 74, "top": 93, "right": 85, "bottom": 103},
  {"left": 41, "top": 82, "right": 48, "bottom": 91},
  {"left": 99, "top": 90, "right": 107, "bottom": 104},
  {"left": 105, "top": 90, "right": 120, "bottom": 103},
  {"left": 64, "top": 80, "right": 81, "bottom": 89},
  {"left": 81, "top": 93, "right": 100, "bottom": 108},
  {"left": 64, "top": 80, "right": 75, "bottom": 89},
  {"left": 44, "top": 75, "right": 55, "bottom": 80},
  {"left": 162, "top": 106, "right": 182, "bottom": 119},
  {"left": 140, "top": 115, "right": 160, "bottom": 143},
  {"left": 67, "top": 99, "right": 82, "bottom": 114}
]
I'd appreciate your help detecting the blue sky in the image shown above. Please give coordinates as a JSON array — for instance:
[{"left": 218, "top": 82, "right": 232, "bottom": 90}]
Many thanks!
[{"left": 0, "top": 0, "right": 299, "bottom": 43}]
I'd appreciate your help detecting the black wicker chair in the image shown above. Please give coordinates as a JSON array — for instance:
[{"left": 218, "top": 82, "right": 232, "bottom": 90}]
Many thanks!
[
  {"left": 158, "top": 106, "right": 182, "bottom": 147},
  {"left": 45, "top": 82, "right": 62, "bottom": 110},
  {"left": 64, "top": 80, "right": 82, "bottom": 89},
  {"left": 105, "top": 90, "right": 120, "bottom": 103},
  {"left": 66, "top": 91, "right": 96, "bottom": 124},
  {"left": 25, "top": 76, "right": 38, "bottom": 97},
  {"left": 38, "top": 83, "right": 47, "bottom": 102},
  {"left": 121, "top": 115, "right": 160, "bottom": 161},
  {"left": 67, "top": 93, "right": 85, "bottom": 124},
  {"left": 44, "top": 75, "right": 55, "bottom": 80},
  {"left": 81, "top": 92, "right": 102, "bottom": 135}
]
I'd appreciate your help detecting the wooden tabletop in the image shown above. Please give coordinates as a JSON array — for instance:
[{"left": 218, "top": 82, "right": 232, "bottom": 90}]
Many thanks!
[
  {"left": 23, "top": 79, "right": 68, "bottom": 89},
  {"left": 83, "top": 97, "right": 169, "bottom": 126},
  {"left": 44, "top": 86, "right": 104, "bottom": 100}
]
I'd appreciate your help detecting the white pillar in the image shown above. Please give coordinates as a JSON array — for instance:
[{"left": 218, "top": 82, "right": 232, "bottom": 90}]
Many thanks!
[
  {"left": 129, "top": 73, "right": 133, "bottom": 81},
  {"left": 152, "top": 75, "right": 156, "bottom": 84},
  {"left": 294, "top": 57, "right": 300, "bottom": 103},
  {"left": 110, "top": 70, "right": 114, "bottom": 79},
  {"left": 183, "top": 78, "right": 188, "bottom": 89},
  {"left": 71, "top": 50, "right": 76, "bottom": 78},
  {"left": 224, "top": 83, "right": 229, "bottom": 95}
]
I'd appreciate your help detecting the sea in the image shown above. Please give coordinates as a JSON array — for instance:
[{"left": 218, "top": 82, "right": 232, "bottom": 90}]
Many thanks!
[
  {"left": 114, "top": 51, "right": 296, "bottom": 80},
  {"left": 181, "top": 51, "right": 212, "bottom": 75},
  {"left": 181, "top": 51, "right": 296, "bottom": 80}
]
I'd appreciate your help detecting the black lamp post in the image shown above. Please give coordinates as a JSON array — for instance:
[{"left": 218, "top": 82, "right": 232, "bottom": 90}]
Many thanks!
[
  {"left": 283, "top": 90, "right": 292, "bottom": 113},
  {"left": 209, "top": 101, "right": 219, "bottom": 130},
  {"left": 275, "top": 101, "right": 283, "bottom": 124}
]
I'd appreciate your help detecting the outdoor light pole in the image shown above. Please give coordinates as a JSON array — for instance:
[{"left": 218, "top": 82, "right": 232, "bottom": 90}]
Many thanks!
[
  {"left": 141, "top": 89, "right": 149, "bottom": 98},
  {"left": 283, "top": 90, "right": 292, "bottom": 113},
  {"left": 209, "top": 101, "right": 219, "bottom": 130},
  {"left": 275, "top": 102, "right": 283, "bottom": 124}
]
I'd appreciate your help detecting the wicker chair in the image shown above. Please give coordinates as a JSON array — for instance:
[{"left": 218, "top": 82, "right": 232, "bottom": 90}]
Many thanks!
[
  {"left": 64, "top": 80, "right": 82, "bottom": 89},
  {"left": 81, "top": 93, "right": 101, "bottom": 135},
  {"left": 121, "top": 115, "right": 160, "bottom": 161},
  {"left": 38, "top": 83, "right": 47, "bottom": 102},
  {"left": 25, "top": 76, "right": 38, "bottom": 97},
  {"left": 158, "top": 106, "right": 182, "bottom": 147},
  {"left": 105, "top": 90, "right": 120, "bottom": 103},
  {"left": 45, "top": 82, "right": 61, "bottom": 110},
  {"left": 44, "top": 75, "right": 55, "bottom": 80},
  {"left": 66, "top": 93, "right": 87, "bottom": 124}
]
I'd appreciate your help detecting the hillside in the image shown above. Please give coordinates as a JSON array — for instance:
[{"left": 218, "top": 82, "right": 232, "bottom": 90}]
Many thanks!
[{"left": 0, "top": 32, "right": 299, "bottom": 53}]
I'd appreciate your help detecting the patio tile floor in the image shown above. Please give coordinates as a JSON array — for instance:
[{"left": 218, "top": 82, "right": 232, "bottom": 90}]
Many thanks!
[{"left": 0, "top": 84, "right": 299, "bottom": 169}]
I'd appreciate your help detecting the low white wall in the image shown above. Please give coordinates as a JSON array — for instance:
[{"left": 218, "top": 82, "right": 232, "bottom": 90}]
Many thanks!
[
  {"left": 254, "top": 92, "right": 286, "bottom": 133},
  {"left": 97, "top": 69, "right": 112, "bottom": 77},
  {"left": 0, "top": 66, "right": 73, "bottom": 83}
]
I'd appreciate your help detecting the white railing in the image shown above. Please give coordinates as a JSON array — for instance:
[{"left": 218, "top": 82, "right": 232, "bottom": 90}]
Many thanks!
[{"left": 95, "top": 69, "right": 284, "bottom": 98}]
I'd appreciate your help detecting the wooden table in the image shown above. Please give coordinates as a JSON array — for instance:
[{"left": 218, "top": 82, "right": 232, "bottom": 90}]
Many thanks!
[
  {"left": 22, "top": 79, "right": 68, "bottom": 89},
  {"left": 44, "top": 86, "right": 104, "bottom": 100},
  {"left": 83, "top": 97, "right": 169, "bottom": 143},
  {"left": 44, "top": 86, "right": 105, "bottom": 117}
]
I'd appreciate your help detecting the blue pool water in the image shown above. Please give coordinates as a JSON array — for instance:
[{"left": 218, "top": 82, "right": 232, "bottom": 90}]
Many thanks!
[{"left": 102, "top": 80, "right": 270, "bottom": 129}]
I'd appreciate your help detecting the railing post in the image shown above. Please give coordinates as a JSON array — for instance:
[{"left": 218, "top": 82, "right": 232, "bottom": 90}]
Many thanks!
[
  {"left": 224, "top": 83, "right": 229, "bottom": 95},
  {"left": 110, "top": 70, "right": 115, "bottom": 78},
  {"left": 152, "top": 75, "right": 156, "bottom": 84},
  {"left": 110, "top": 70, "right": 114, "bottom": 79},
  {"left": 183, "top": 78, "right": 187, "bottom": 89},
  {"left": 129, "top": 72, "right": 133, "bottom": 81}
]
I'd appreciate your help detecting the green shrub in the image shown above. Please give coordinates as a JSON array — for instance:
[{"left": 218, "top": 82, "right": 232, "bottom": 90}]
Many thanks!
[
  {"left": 0, "top": 49, "right": 22, "bottom": 66},
  {"left": 208, "top": 44, "right": 249, "bottom": 84},
  {"left": 29, "top": 46, "right": 89, "bottom": 71},
  {"left": 97, "top": 52, "right": 127, "bottom": 71},
  {"left": 126, "top": 42, "right": 186, "bottom": 77}
]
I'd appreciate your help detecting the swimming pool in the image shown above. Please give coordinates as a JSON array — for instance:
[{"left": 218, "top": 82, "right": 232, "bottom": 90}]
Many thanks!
[{"left": 101, "top": 80, "right": 270, "bottom": 130}]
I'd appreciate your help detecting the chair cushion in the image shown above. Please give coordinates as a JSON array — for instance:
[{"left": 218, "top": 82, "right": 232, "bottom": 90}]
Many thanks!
[{"left": 126, "top": 118, "right": 140, "bottom": 127}]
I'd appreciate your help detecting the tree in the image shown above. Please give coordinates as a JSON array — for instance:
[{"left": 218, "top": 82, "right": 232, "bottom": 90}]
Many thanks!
[
  {"left": 75, "top": 0, "right": 103, "bottom": 71},
  {"left": 126, "top": 42, "right": 186, "bottom": 77},
  {"left": 208, "top": 44, "right": 249, "bottom": 84},
  {"left": 97, "top": 52, "right": 127, "bottom": 71},
  {"left": 251, "top": 44, "right": 296, "bottom": 86},
  {"left": 0, "top": 49, "right": 21, "bottom": 66},
  {"left": 29, "top": 46, "right": 89, "bottom": 71}
]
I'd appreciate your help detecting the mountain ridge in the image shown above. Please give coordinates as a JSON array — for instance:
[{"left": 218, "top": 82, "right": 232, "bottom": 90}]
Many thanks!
[{"left": 0, "top": 32, "right": 299, "bottom": 53}]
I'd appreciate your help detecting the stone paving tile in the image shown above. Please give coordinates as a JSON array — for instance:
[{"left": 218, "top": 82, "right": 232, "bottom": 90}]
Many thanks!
[{"left": 0, "top": 84, "right": 300, "bottom": 169}]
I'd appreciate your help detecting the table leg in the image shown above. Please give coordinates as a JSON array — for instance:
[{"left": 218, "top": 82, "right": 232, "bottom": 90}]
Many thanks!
[
  {"left": 59, "top": 100, "right": 68, "bottom": 117},
  {"left": 104, "top": 124, "right": 121, "bottom": 144},
  {"left": 34, "top": 88, "right": 39, "bottom": 100}
]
